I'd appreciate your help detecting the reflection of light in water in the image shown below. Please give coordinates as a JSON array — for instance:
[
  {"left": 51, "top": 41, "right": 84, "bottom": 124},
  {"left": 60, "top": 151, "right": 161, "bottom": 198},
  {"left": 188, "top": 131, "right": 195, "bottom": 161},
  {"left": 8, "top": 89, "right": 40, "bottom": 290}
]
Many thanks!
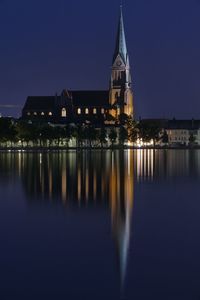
[
  {"left": 39, "top": 153, "right": 42, "bottom": 165},
  {"left": 62, "top": 168, "right": 67, "bottom": 203},
  {"left": 16, "top": 151, "right": 135, "bottom": 289},
  {"left": 78, "top": 168, "right": 81, "bottom": 204},
  {"left": 101, "top": 173, "right": 105, "bottom": 197},
  {"left": 5, "top": 148, "right": 200, "bottom": 297},
  {"left": 85, "top": 168, "right": 89, "bottom": 203},
  {"left": 18, "top": 152, "right": 21, "bottom": 176},
  {"left": 151, "top": 150, "right": 154, "bottom": 179},
  {"left": 128, "top": 149, "right": 131, "bottom": 176},
  {"left": 39, "top": 154, "right": 43, "bottom": 194},
  {"left": 110, "top": 151, "right": 134, "bottom": 288},
  {"left": 136, "top": 149, "right": 155, "bottom": 181},
  {"left": 93, "top": 170, "right": 97, "bottom": 201},
  {"left": 49, "top": 165, "right": 52, "bottom": 200},
  {"left": 47, "top": 155, "right": 52, "bottom": 200}
]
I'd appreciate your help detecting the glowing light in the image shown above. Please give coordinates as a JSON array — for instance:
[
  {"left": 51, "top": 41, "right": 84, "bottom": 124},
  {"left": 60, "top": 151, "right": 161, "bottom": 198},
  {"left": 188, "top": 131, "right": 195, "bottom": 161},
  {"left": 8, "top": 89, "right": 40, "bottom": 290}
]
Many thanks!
[{"left": 61, "top": 108, "right": 67, "bottom": 117}]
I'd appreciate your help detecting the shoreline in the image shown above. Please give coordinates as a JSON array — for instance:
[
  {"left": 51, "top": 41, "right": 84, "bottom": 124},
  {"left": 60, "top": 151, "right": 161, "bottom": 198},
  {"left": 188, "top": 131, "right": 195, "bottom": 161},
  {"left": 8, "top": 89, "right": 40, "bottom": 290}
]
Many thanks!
[{"left": 0, "top": 146, "right": 200, "bottom": 152}]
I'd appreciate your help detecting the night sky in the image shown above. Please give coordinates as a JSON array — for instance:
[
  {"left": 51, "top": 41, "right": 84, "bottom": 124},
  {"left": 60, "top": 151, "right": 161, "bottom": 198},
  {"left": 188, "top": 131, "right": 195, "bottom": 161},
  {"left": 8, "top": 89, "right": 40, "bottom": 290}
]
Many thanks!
[{"left": 1, "top": 0, "right": 200, "bottom": 119}]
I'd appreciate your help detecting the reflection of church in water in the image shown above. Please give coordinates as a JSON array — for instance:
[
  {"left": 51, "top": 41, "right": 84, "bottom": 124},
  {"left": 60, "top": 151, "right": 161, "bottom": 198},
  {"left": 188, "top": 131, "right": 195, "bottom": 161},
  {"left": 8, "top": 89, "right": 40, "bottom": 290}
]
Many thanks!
[
  {"left": 0, "top": 151, "right": 134, "bottom": 286},
  {"left": 1, "top": 150, "right": 200, "bottom": 286},
  {"left": 21, "top": 151, "right": 134, "bottom": 286}
]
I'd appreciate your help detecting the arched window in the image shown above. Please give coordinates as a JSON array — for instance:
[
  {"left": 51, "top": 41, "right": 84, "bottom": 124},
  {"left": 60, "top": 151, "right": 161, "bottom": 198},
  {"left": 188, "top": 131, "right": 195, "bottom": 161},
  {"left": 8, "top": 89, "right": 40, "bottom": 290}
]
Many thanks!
[
  {"left": 93, "top": 108, "right": 97, "bottom": 114},
  {"left": 49, "top": 112, "right": 52, "bottom": 116},
  {"left": 77, "top": 108, "right": 81, "bottom": 115},
  {"left": 101, "top": 108, "right": 105, "bottom": 114},
  {"left": 61, "top": 108, "right": 67, "bottom": 117},
  {"left": 27, "top": 112, "right": 31, "bottom": 116},
  {"left": 85, "top": 108, "right": 89, "bottom": 114},
  {"left": 41, "top": 112, "right": 45, "bottom": 116},
  {"left": 33, "top": 112, "right": 37, "bottom": 116}
]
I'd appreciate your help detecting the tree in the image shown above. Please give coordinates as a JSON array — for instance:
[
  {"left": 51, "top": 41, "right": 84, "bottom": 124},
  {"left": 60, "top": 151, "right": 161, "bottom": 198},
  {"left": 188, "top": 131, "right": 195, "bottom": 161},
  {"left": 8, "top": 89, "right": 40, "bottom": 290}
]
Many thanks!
[
  {"left": 105, "top": 113, "right": 116, "bottom": 123},
  {"left": 119, "top": 126, "right": 128, "bottom": 147},
  {"left": 189, "top": 133, "right": 196, "bottom": 146},
  {"left": 98, "top": 127, "right": 107, "bottom": 148},
  {"left": 162, "top": 130, "right": 169, "bottom": 145},
  {"left": 7, "top": 124, "right": 17, "bottom": 147},
  {"left": 127, "top": 118, "right": 138, "bottom": 144},
  {"left": 73, "top": 125, "right": 85, "bottom": 147},
  {"left": 52, "top": 126, "right": 65, "bottom": 146},
  {"left": 16, "top": 121, "right": 37, "bottom": 147},
  {"left": 118, "top": 113, "right": 129, "bottom": 125},
  {"left": 85, "top": 125, "right": 98, "bottom": 147},
  {"left": 109, "top": 128, "right": 117, "bottom": 148},
  {"left": 138, "top": 121, "right": 161, "bottom": 147},
  {"left": 0, "top": 118, "right": 17, "bottom": 147},
  {"left": 65, "top": 125, "right": 72, "bottom": 148},
  {"left": 46, "top": 126, "right": 56, "bottom": 147},
  {"left": 39, "top": 125, "right": 55, "bottom": 147}
]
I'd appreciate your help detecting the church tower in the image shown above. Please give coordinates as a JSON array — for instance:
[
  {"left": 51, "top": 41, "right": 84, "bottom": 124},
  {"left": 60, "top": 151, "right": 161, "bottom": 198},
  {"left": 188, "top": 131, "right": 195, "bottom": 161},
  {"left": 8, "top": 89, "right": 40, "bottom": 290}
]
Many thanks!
[{"left": 109, "top": 7, "right": 134, "bottom": 118}]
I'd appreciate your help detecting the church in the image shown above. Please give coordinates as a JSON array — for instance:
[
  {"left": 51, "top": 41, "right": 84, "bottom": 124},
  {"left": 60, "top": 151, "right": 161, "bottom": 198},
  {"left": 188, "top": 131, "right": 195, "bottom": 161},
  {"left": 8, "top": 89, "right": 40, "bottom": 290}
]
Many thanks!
[{"left": 22, "top": 8, "right": 134, "bottom": 125}]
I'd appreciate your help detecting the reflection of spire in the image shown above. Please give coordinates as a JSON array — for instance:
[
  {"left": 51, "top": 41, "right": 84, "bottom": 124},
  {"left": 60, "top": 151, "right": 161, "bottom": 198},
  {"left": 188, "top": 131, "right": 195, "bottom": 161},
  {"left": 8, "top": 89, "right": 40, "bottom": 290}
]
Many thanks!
[
  {"left": 110, "top": 151, "right": 134, "bottom": 288},
  {"left": 17, "top": 151, "right": 135, "bottom": 289},
  {"left": 112, "top": 198, "right": 133, "bottom": 287}
]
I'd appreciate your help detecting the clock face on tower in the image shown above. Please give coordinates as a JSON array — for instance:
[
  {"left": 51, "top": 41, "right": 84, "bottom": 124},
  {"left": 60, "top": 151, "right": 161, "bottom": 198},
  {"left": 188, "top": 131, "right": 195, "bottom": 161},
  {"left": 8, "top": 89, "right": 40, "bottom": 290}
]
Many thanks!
[{"left": 116, "top": 60, "right": 122, "bottom": 67}]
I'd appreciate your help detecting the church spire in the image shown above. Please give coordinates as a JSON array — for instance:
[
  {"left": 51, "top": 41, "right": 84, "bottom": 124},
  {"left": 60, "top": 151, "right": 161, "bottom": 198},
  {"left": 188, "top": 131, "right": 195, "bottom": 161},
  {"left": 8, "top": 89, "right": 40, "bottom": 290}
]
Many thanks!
[
  {"left": 113, "top": 6, "right": 128, "bottom": 65},
  {"left": 109, "top": 5, "right": 134, "bottom": 118}
]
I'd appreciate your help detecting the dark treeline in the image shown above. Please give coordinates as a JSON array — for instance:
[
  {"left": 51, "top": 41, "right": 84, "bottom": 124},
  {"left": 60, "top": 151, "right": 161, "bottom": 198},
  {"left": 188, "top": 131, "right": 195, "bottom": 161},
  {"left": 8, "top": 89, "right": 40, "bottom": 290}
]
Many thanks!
[{"left": 0, "top": 116, "right": 167, "bottom": 148}]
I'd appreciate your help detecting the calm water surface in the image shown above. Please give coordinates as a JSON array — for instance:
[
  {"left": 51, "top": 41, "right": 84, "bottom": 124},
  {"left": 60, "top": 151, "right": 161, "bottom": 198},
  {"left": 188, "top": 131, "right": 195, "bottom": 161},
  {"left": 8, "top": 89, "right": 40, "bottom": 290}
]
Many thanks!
[{"left": 0, "top": 150, "right": 200, "bottom": 300}]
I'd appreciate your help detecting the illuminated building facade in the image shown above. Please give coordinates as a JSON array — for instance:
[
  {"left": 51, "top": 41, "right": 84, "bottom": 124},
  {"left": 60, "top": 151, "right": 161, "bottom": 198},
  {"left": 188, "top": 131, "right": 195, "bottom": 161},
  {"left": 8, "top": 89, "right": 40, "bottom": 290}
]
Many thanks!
[{"left": 22, "top": 7, "right": 134, "bottom": 124}]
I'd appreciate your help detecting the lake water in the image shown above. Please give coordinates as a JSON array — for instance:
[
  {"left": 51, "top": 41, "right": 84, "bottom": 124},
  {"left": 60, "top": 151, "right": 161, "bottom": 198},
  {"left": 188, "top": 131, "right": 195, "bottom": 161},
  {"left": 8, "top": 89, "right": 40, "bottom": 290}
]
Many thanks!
[{"left": 0, "top": 150, "right": 200, "bottom": 300}]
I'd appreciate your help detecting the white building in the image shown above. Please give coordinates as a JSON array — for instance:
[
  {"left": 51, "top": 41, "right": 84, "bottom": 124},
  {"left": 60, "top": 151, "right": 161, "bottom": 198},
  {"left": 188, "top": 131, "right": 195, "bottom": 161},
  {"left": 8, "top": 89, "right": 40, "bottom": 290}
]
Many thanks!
[{"left": 166, "top": 120, "right": 200, "bottom": 146}]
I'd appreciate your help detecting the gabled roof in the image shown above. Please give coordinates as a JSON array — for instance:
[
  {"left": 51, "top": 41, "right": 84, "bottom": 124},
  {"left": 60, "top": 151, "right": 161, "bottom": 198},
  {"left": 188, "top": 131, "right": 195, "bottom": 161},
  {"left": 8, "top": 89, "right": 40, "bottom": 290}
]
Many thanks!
[
  {"left": 23, "top": 90, "right": 110, "bottom": 111},
  {"left": 70, "top": 90, "right": 109, "bottom": 107},
  {"left": 166, "top": 119, "right": 200, "bottom": 130},
  {"left": 140, "top": 119, "right": 200, "bottom": 130},
  {"left": 23, "top": 96, "right": 58, "bottom": 111}
]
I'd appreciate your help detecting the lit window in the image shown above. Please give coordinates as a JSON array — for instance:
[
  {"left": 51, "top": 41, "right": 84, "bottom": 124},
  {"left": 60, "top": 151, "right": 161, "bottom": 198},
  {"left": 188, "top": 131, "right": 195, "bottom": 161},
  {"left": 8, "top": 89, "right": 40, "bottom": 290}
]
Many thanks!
[
  {"left": 49, "top": 112, "right": 52, "bottom": 116},
  {"left": 85, "top": 108, "right": 89, "bottom": 114},
  {"left": 27, "top": 112, "right": 31, "bottom": 116},
  {"left": 34, "top": 112, "right": 37, "bottom": 116},
  {"left": 101, "top": 108, "right": 105, "bottom": 114},
  {"left": 61, "top": 108, "right": 67, "bottom": 117},
  {"left": 77, "top": 108, "right": 81, "bottom": 115},
  {"left": 41, "top": 112, "right": 45, "bottom": 116},
  {"left": 93, "top": 108, "right": 97, "bottom": 114}
]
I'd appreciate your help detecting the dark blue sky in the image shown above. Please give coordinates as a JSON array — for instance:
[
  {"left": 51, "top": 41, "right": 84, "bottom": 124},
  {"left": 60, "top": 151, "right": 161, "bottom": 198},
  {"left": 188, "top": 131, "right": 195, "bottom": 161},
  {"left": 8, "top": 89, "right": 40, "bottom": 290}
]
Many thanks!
[{"left": 0, "top": 0, "right": 200, "bottom": 118}]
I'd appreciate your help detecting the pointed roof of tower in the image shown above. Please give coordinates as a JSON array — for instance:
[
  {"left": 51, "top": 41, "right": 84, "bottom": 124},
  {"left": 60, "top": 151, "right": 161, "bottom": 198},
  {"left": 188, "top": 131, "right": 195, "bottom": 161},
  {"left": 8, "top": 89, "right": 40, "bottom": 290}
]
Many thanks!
[{"left": 113, "top": 6, "right": 128, "bottom": 64}]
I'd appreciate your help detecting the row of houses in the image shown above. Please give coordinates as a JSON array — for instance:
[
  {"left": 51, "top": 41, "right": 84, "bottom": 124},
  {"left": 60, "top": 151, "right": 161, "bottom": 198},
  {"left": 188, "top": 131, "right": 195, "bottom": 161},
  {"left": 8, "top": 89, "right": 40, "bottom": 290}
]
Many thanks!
[{"left": 141, "top": 119, "right": 200, "bottom": 147}]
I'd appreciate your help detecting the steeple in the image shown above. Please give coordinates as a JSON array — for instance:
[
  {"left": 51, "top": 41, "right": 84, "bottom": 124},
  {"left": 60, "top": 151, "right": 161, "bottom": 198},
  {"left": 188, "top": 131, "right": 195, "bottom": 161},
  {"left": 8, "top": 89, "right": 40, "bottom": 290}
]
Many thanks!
[
  {"left": 109, "top": 6, "right": 134, "bottom": 118},
  {"left": 113, "top": 6, "right": 128, "bottom": 65}
]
